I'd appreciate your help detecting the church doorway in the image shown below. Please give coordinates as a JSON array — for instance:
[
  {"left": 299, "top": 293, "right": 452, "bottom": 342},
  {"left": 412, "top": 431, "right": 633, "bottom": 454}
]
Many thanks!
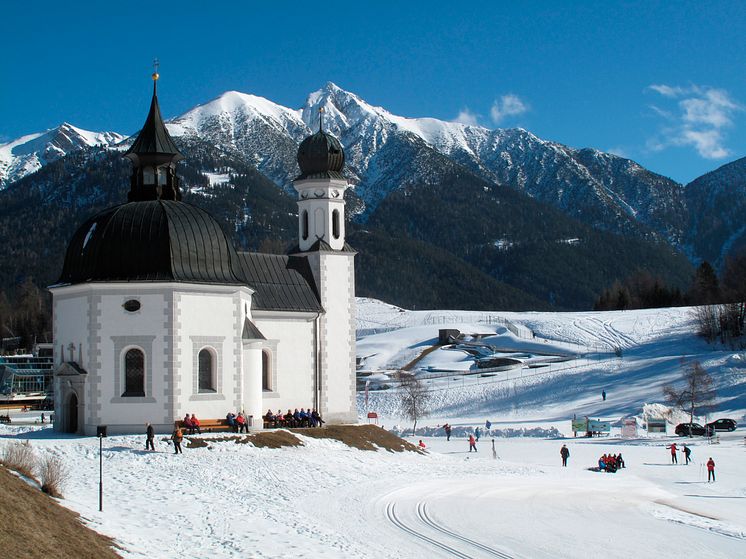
[{"left": 65, "top": 393, "right": 78, "bottom": 433}]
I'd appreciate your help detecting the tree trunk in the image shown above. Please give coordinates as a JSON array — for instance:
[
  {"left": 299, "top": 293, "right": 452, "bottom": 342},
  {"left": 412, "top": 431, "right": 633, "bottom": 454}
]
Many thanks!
[{"left": 412, "top": 418, "right": 417, "bottom": 437}]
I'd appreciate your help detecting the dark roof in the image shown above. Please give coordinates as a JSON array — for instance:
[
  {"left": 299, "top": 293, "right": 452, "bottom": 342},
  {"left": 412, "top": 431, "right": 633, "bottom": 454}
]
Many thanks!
[
  {"left": 57, "top": 200, "right": 245, "bottom": 286},
  {"left": 124, "top": 84, "right": 183, "bottom": 164},
  {"left": 235, "top": 252, "right": 322, "bottom": 313},
  {"left": 242, "top": 318, "right": 266, "bottom": 340},
  {"left": 287, "top": 239, "right": 357, "bottom": 254},
  {"left": 297, "top": 130, "right": 345, "bottom": 180}
]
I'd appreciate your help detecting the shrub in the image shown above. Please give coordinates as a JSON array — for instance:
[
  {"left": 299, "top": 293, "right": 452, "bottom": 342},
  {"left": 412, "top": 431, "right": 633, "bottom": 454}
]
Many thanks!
[
  {"left": 1, "top": 441, "right": 36, "bottom": 480},
  {"left": 37, "top": 455, "right": 68, "bottom": 498}
]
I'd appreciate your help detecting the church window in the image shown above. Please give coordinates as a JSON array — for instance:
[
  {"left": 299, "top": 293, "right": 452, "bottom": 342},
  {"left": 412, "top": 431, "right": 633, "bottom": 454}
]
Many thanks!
[
  {"left": 198, "top": 349, "right": 215, "bottom": 392},
  {"left": 122, "top": 348, "right": 145, "bottom": 397},
  {"left": 302, "top": 210, "right": 309, "bottom": 240},
  {"left": 142, "top": 167, "right": 155, "bottom": 184},
  {"left": 332, "top": 209, "right": 340, "bottom": 239},
  {"left": 262, "top": 350, "right": 271, "bottom": 391},
  {"left": 157, "top": 167, "right": 167, "bottom": 185}
]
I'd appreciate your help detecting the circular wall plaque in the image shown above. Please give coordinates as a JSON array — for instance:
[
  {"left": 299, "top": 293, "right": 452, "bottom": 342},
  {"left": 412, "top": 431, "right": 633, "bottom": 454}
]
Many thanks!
[{"left": 123, "top": 299, "right": 141, "bottom": 312}]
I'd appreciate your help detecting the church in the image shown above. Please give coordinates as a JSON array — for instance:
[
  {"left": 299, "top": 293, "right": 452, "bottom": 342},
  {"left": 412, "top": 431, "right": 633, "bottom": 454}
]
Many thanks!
[{"left": 51, "top": 72, "right": 357, "bottom": 435}]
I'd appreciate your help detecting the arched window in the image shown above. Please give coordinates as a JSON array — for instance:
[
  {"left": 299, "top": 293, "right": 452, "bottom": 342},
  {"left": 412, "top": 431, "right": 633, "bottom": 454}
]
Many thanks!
[
  {"left": 198, "top": 349, "right": 215, "bottom": 392},
  {"left": 262, "top": 350, "right": 271, "bottom": 391},
  {"left": 302, "top": 210, "right": 309, "bottom": 240},
  {"left": 123, "top": 348, "right": 145, "bottom": 397},
  {"left": 332, "top": 209, "right": 340, "bottom": 239}
]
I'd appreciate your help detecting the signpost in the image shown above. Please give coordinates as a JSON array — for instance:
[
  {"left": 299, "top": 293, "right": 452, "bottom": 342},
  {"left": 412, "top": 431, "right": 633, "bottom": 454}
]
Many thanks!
[
  {"left": 97, "top": 425, "right": 107, "bottom": 511},
  {"left": 621, "top": 418, "right": 638, "bottom": 438}
]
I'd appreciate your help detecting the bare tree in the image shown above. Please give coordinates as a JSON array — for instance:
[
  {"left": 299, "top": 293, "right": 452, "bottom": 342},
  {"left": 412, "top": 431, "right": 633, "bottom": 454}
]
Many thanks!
[
  {"left": 663, "top": 361, "right": 716, "bottom": 435},
  {"left": 397, "top": 372, "right": 432, "bottom": 436}
]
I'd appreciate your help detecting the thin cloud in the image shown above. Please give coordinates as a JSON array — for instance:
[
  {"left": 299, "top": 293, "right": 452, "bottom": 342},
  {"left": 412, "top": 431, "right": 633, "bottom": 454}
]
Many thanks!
[
  {"left": 646, "top": 84, "right": 742, "bottom": 159},
  {"left": 453, "top": 108, "right": 480, "bottom": 126},
  {"left": 490, "top": 94, "right": 529, "bottom": 124}
]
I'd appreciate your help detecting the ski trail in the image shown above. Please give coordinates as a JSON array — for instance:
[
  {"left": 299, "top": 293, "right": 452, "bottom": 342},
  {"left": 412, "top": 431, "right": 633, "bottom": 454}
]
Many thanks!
[
  {"left": 417, "top": 502, "right": 516, "bottom": 559},
  {"left": 385, "top": 501, "right": 474, "bottom": 558}
]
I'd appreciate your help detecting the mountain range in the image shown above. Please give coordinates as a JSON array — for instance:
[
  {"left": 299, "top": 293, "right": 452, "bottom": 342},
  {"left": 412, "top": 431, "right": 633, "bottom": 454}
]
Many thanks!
[{"left": 1, "top": 83, "right": 744, "bottom": 310}]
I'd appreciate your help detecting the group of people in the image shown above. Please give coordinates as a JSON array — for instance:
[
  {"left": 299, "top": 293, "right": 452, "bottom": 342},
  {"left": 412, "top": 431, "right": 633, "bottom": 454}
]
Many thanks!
[
  {"left": 597, "top": 452, "right": 625, "bottom": 472},
  {"left": 182, "top": 414, "right": 202, "bottom": 434},
  {"left": 263, "top": 408, "right": 324, "bottom": 428},
  {"left": 225, "top": 411, "right": 251, "bottom": 433}
]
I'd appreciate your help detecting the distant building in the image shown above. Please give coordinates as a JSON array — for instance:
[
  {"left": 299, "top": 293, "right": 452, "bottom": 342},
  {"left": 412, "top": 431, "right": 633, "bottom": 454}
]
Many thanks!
[{"left": 51, "top": 73, "right": 356, "bottom": 435}]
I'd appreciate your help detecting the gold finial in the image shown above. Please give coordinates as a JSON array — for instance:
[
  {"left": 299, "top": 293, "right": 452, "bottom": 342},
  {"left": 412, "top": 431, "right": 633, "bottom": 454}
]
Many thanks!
[
  {"left": 152, "top": 58, "right": 160, "bottom": 81},
  {"left": 319, "top": 106, "right": 324, "bottom": 132}
]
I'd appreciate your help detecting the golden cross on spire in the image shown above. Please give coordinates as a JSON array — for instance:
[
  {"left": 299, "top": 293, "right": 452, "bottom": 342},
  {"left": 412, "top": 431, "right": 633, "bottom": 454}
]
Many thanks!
[{"left": 152, "top": 58, "right": 160, "bottom": 82}]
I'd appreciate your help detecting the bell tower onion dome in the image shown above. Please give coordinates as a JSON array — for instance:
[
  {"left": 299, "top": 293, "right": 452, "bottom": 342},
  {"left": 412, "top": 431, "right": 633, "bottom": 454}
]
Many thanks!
[{"left": 296, "top": 107, "right": 345, "bottom": 180}]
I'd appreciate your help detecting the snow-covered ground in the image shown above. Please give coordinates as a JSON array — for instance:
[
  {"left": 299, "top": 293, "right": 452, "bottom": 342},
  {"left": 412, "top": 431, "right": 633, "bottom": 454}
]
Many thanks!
[{"left": 1, "top": 300, "right": 745, "bottom": 558}]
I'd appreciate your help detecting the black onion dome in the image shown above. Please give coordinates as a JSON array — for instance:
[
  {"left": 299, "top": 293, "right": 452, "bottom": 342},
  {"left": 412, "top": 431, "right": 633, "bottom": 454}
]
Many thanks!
[
  {"left": 57, "top": 200, "right": 245, "bottom": 285},
  {"left": 296, "top": 130, "right": 345, "bottom": 180}
]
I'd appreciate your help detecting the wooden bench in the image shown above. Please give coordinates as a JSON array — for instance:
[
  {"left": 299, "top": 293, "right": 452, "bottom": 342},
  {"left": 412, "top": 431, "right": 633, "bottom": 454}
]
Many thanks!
[{"left": 179, "top": 418, "right": 234, "bottom": 433}]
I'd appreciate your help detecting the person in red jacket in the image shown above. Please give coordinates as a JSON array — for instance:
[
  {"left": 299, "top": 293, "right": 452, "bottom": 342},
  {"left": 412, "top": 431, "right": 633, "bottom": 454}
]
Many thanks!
[
  {"left": 418, "top": 440, "right": 426, "bottom": 449},
  {"left": 668, "top": 442, "right": 678, "bottom": 464},
  {"left": 182, "top": 414, "right": 193, "bottom": 434},
  {"left": 468, "top": 434, "right": 477, "bottom": 452},
  {"left": 236, "top": 412, "right": 247, "bottom": 433},
  {"left": 707, "top": 457, "right": 716, "bottom": 482},
  {"left": 190, "top": 414, "right": 201, "bottom": 435}
]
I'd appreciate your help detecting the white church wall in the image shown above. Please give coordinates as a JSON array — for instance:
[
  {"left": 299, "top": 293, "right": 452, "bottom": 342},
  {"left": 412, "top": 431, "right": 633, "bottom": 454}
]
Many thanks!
[
  {"left": 253, "top": 313, "right": 316, "bottom": 413},
  {"left": 314, "top": 254, "right": 357, "bottom": 423},
  {"left": 173, "top": 290, "right": 244, "bottom": 421}
]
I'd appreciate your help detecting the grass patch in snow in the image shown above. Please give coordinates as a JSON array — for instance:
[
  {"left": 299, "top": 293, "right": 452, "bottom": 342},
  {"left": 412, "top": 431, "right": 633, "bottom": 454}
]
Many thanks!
[
  {"left": 292, "top": 424, "right": 422, "bottom": 453},
  {"left": 0, "top": 466, "right": 120, "bottom": 559},
  {"left": 185, "top": 425, "right": 420, "bottom": 453}
]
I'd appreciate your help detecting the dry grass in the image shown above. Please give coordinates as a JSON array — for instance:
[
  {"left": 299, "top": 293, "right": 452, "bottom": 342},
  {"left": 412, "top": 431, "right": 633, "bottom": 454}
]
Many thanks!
[
  {"left": 37, "top": 454, "right": 69, "bottom": 498},
  {"left": 185, "top": 425, "right": 419, "bottom": 453},
  {"left": 0, "top": 466, "right": 120, "bottom": 559},
  {"left": 293, "top": 424, "right": 422, "bottom": 453},
  {"left": 1, "top": 440, "right": 37, "bottom": 481}
]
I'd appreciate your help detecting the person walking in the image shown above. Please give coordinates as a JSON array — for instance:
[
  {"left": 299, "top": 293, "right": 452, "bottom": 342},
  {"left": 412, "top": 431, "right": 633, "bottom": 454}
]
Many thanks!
[
  {"left": 707, "top": 457, "right": 715, "bottom": 482},
  {"left": 468, "top": 434, "right": 477, "bottom": 452},
  {"left": 683, "top": 445, "right": 691, "bottom": 465},
  {"left": 146, "top": 422, "right": 155, "bottom": 451},
  {"left": 668, "top": 442, "right": 677, "bottom": 464},
  {"left": 475, "top": 427, "right": 481, "bottom": 442},
  {"left": 444, "top": 423, "right": 452, "bottom": 441},
  {"left": 560, "top": 444, "right": 570, "bottom": 467},
  {"left": 602, "top": 390, "right": 606, "bottom": 401},
  {"left": 171, "top": 422, "right": 183, "bottom": 454}
]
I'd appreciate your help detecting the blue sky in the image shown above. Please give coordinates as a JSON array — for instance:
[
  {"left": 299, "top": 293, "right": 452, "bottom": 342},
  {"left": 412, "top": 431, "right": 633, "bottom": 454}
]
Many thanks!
[{"left": 1, "top": 1, "right": 744, "bottom": 183}]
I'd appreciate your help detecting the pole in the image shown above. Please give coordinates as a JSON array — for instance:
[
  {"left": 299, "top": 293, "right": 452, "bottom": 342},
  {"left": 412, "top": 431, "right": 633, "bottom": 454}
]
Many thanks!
[{"left": 99, "top": 434, "right": 103, "bottom": 512}]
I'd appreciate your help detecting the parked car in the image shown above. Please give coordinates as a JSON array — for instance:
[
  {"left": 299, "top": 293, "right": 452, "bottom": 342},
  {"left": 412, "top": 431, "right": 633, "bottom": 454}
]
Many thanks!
[
  {"left": 705, "top": 418, "right": 737, "bottom": 433},
  {"left": 675, "top": 422, "right": 707, "bottom": 436}
]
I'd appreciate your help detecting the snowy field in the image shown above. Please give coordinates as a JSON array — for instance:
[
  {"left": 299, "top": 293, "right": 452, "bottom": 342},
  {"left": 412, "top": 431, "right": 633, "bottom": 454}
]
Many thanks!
[{"left": 1, "top": 299, "right": 745, "bottom": 558}]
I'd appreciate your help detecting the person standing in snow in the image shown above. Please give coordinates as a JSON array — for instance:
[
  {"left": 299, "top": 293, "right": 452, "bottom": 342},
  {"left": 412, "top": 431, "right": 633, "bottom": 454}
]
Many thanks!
[
  {"left": 444, "top": 423, "right": 452, "bottom": 441},
  {"left": 602, "top": 390, "right": 606, "bottom": 401},
  {"left": 468, "top": 434, "right": 477, "bottom": 452},
  {"left": 475, "top": 427, "right": 481, "bottom": 442},
  {"left": 706, "top": 457, "right": 715, "bottom": 481},
  {"left": 146, "top": 422, "right": 155, "bottom": 451},
  {"left": 683, "top": 445, "right": 691, "bottom": 465},
  {"left": 171, "top": 422, "right": 183, "bottom": 454},
  {"left": 560, "top": 444, "right": 570, "bottom": 467},
  {"left": 668, "top": 442, "right": 678, "bottom": 464}
]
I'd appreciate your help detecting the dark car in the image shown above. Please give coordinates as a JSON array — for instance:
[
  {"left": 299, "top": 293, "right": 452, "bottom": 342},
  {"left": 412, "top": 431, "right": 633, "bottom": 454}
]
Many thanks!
[
  {"left": 675, "top": 422, "right": 707, "bottom": 436},
  {"left": 705, "top": 418, "right": 737, "bottom": 433}
]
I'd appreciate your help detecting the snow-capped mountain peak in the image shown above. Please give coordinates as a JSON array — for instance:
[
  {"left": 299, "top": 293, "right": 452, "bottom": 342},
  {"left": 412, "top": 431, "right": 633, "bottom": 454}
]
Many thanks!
[{"left": 0, "top": 123, "right": 125, "bottom": 187}]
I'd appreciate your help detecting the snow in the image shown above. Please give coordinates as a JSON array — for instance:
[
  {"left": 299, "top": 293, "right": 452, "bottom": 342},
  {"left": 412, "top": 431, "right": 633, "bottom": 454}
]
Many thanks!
[{"left": 1, "top": 300, "right": 745, "bottom": 558}]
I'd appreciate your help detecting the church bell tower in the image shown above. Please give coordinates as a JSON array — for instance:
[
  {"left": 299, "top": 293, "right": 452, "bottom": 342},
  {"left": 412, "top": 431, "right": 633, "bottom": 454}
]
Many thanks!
[{"left": 292, "top": 110, "right": 357, "bottom": 423}]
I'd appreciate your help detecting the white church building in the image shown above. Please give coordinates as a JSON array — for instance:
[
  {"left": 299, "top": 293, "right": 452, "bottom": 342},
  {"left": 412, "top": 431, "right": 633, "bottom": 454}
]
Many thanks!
[{"left": 51, "top": 74, "right": 357, "bottom": 435}]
